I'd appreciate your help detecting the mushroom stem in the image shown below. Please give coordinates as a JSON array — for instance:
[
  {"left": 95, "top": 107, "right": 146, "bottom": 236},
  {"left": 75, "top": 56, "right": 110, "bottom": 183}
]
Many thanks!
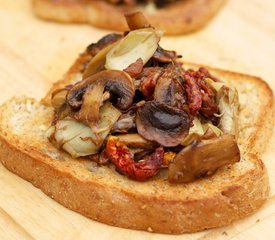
[
  {"left": 66, "top": 70, "right": 135, "bottom": 124},
  {"left": 168, "top": 134, "right": 240, "bottom": 183},
  {"left": 125, "top": 12, "right": 151, "bottom": 30}
]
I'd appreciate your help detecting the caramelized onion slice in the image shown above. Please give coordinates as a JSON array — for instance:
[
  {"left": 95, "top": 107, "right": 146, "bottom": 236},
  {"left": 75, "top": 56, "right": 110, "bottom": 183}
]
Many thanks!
[{"left": 168, "top": 134, "right": 240, "bottom": 183}]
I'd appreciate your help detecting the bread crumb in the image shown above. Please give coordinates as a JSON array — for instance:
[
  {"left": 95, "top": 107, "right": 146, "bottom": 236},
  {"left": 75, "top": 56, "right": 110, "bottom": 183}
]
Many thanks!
[
  {"left": 147, "top": 227, "right": 153, "bottom": 232},
  {"left": 39, "top": 124, "right": 47, "bottom": 131},
  {"left": 141, "top": 204, "right": 147, "bottom": 209},
  {"left": 26, "top": 100, "right": 33, "bottom": 112}
]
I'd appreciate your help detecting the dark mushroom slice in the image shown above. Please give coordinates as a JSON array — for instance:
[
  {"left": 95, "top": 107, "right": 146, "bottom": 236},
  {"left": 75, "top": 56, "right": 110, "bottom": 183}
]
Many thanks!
[
  {"left": 168, "top": 134, "right": 240, "bottom": 183},
  {"left": 125, "top": 12, "right": 151, "bottom": 31},
  {"left": 136, "top": 101, "right": 190, "bottom": 147},
  {"left": 152, "top": 46, "right": 178, "bottom": 63},
  {"left": 66, "top": 70, "right": 135, "bottom": 124},
  {"left": 86, "top": 33, "right": 123, "bottom": 57},
  {"left": 154, "top": 65, "right": 187, "bottom": 109},
  {"left": 51, "top": 88, "right": 68, "bottom": 111}
]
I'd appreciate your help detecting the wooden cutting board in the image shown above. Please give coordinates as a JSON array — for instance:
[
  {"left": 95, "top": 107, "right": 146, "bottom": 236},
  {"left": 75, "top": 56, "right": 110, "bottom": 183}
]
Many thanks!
[{"left": 0, "top": 0, "right": 274, "bottom": 239}]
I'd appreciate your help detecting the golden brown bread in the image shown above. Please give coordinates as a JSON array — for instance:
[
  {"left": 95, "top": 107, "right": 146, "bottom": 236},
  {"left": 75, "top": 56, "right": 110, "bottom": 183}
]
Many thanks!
[
  {"left": 0, "top": 47, "right": 273, "bottom": 233},
  {"left": 32, "top": 0, "right": 226, "bottom": 35},
  {"left": 0, "top": 97, "right": 270, "bottom": 234}
]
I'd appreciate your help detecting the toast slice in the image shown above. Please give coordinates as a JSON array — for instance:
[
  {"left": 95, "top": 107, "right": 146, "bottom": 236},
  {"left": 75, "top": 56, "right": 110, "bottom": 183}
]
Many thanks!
[
  {"left": 0, "top": 48, "right": 273, "bottom": 233},
  {"left": 0, "top": 97, "right": 270, "bottom": 234},
  {"left": 32, "top": 0, "right": 225, "bottom": 35}
]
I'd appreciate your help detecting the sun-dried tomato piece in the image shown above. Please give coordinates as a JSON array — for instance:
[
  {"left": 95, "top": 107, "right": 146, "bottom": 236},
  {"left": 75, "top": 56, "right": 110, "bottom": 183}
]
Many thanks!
[
  {"left": 183, "top": 69, "right": 218, "bottom": 117},
  {"left": 140, "top": 67, "right": 164, "bottom": 99},
  {"left": 106, "top": 136, "right": 164, "bottom": 181},
  {"left": 200, "top": 92, "right": 219, "bottom": 118},
  {"left": 123, "top": 58, "right": 144, "bottom": 78},
  {"left": 184, "top": 72, "right": 202, "bottom": 116}
]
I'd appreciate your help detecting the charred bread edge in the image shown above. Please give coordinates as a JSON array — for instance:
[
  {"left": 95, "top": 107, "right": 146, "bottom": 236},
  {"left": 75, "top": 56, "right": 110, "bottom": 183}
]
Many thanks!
[{"left": 32, "top": 0, "right": 226, "bottom": 35}]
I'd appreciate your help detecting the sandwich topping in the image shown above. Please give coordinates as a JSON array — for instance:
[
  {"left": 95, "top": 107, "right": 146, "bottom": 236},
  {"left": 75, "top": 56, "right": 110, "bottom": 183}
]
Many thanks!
[{"left": 47, "top": 12, "right": 240, "bottom": 183}]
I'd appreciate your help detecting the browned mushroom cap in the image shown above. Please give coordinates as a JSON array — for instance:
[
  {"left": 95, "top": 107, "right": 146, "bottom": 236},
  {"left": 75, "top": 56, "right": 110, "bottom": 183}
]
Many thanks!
[
  {"left": 125, "top": 12, "right": 151, "bottom": 31},
  {"left": 154, "top": 66, "right": 186, "bottom": 109},
  {"left": 168, "top": 134, "right": 240, "bottom": 183},
  {"left": 66, "top": 70, "right": 135, "bottom": 123},
  {"left": 136, "top": 101, "right": 190, "bottom": 147}
]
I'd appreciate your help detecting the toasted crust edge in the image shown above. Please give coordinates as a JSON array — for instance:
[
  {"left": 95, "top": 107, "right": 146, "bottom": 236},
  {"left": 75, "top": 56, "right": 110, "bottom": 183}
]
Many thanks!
[
  {"left": 32, "top": 0, "right": 226, "bottom": 35},
  {"left": 0, "top": 125, "right": 270, "bottom": 233}
]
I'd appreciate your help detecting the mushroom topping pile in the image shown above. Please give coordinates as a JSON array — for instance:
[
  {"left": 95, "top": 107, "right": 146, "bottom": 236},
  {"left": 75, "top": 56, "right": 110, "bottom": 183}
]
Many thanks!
[
  {"left": 47, "top": 12, "right": 240, "bottom": 183},
  {"left": 67, "top": 70, "right": 135, "bottom": 125}
]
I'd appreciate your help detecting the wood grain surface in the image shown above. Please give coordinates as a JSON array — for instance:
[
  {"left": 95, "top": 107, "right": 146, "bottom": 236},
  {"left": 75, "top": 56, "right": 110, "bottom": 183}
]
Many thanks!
[{"left": 0, "top": 0, "right": 274, "bottom": 239}]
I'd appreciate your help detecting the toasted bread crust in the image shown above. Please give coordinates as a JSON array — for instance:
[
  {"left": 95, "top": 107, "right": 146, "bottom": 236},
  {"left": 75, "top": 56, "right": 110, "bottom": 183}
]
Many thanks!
[
  {"left": 0, "top": 97, "right": 270, "bottom": 233},
  {"left": 32, "top": 0, "right": 225, "bottom": 35}
]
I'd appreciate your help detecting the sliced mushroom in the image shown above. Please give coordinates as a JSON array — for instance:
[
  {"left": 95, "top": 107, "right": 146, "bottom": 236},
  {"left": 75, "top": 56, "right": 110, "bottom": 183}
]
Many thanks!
[
  {"left": 136, "top": 101, "right": 190, "bottom": 147},
  {"left": 116, "top": 133, "right": 157, "bottom": 149},
  {"left": 86, "top": 33, "right": 123, "bottom": 57},
  {"left": 216, "top": 86, "right": 239, "bottom": 137},
  {"left": 125, "top": 12, "right": 151, "bottom": 31},
  {"left": 168, "top": 134, "right": 240, "bottom": 183},
  {"left": 152, "top": 46, "right": 178, "bottom": 63},
  {"left": 66, "top": 70, "right": 135, "bottom": 124},
  {"left": 154, "top": 65, "right": 186, "bottom": 108},
  {"left": 51, "top": 88, "right": 68, "bottom": 111}
]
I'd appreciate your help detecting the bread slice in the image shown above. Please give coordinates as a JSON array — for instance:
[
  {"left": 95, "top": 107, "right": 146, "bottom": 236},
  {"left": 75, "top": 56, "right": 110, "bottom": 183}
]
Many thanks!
[
  {"left": 0, "top": 97, "right": 270, "bottom": 234},
  {"left": 32, "top": 0, "right": 225, "bottom": 35},
  {"left": 0, "top": 48, "right": 273, "bottom": 233}
]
